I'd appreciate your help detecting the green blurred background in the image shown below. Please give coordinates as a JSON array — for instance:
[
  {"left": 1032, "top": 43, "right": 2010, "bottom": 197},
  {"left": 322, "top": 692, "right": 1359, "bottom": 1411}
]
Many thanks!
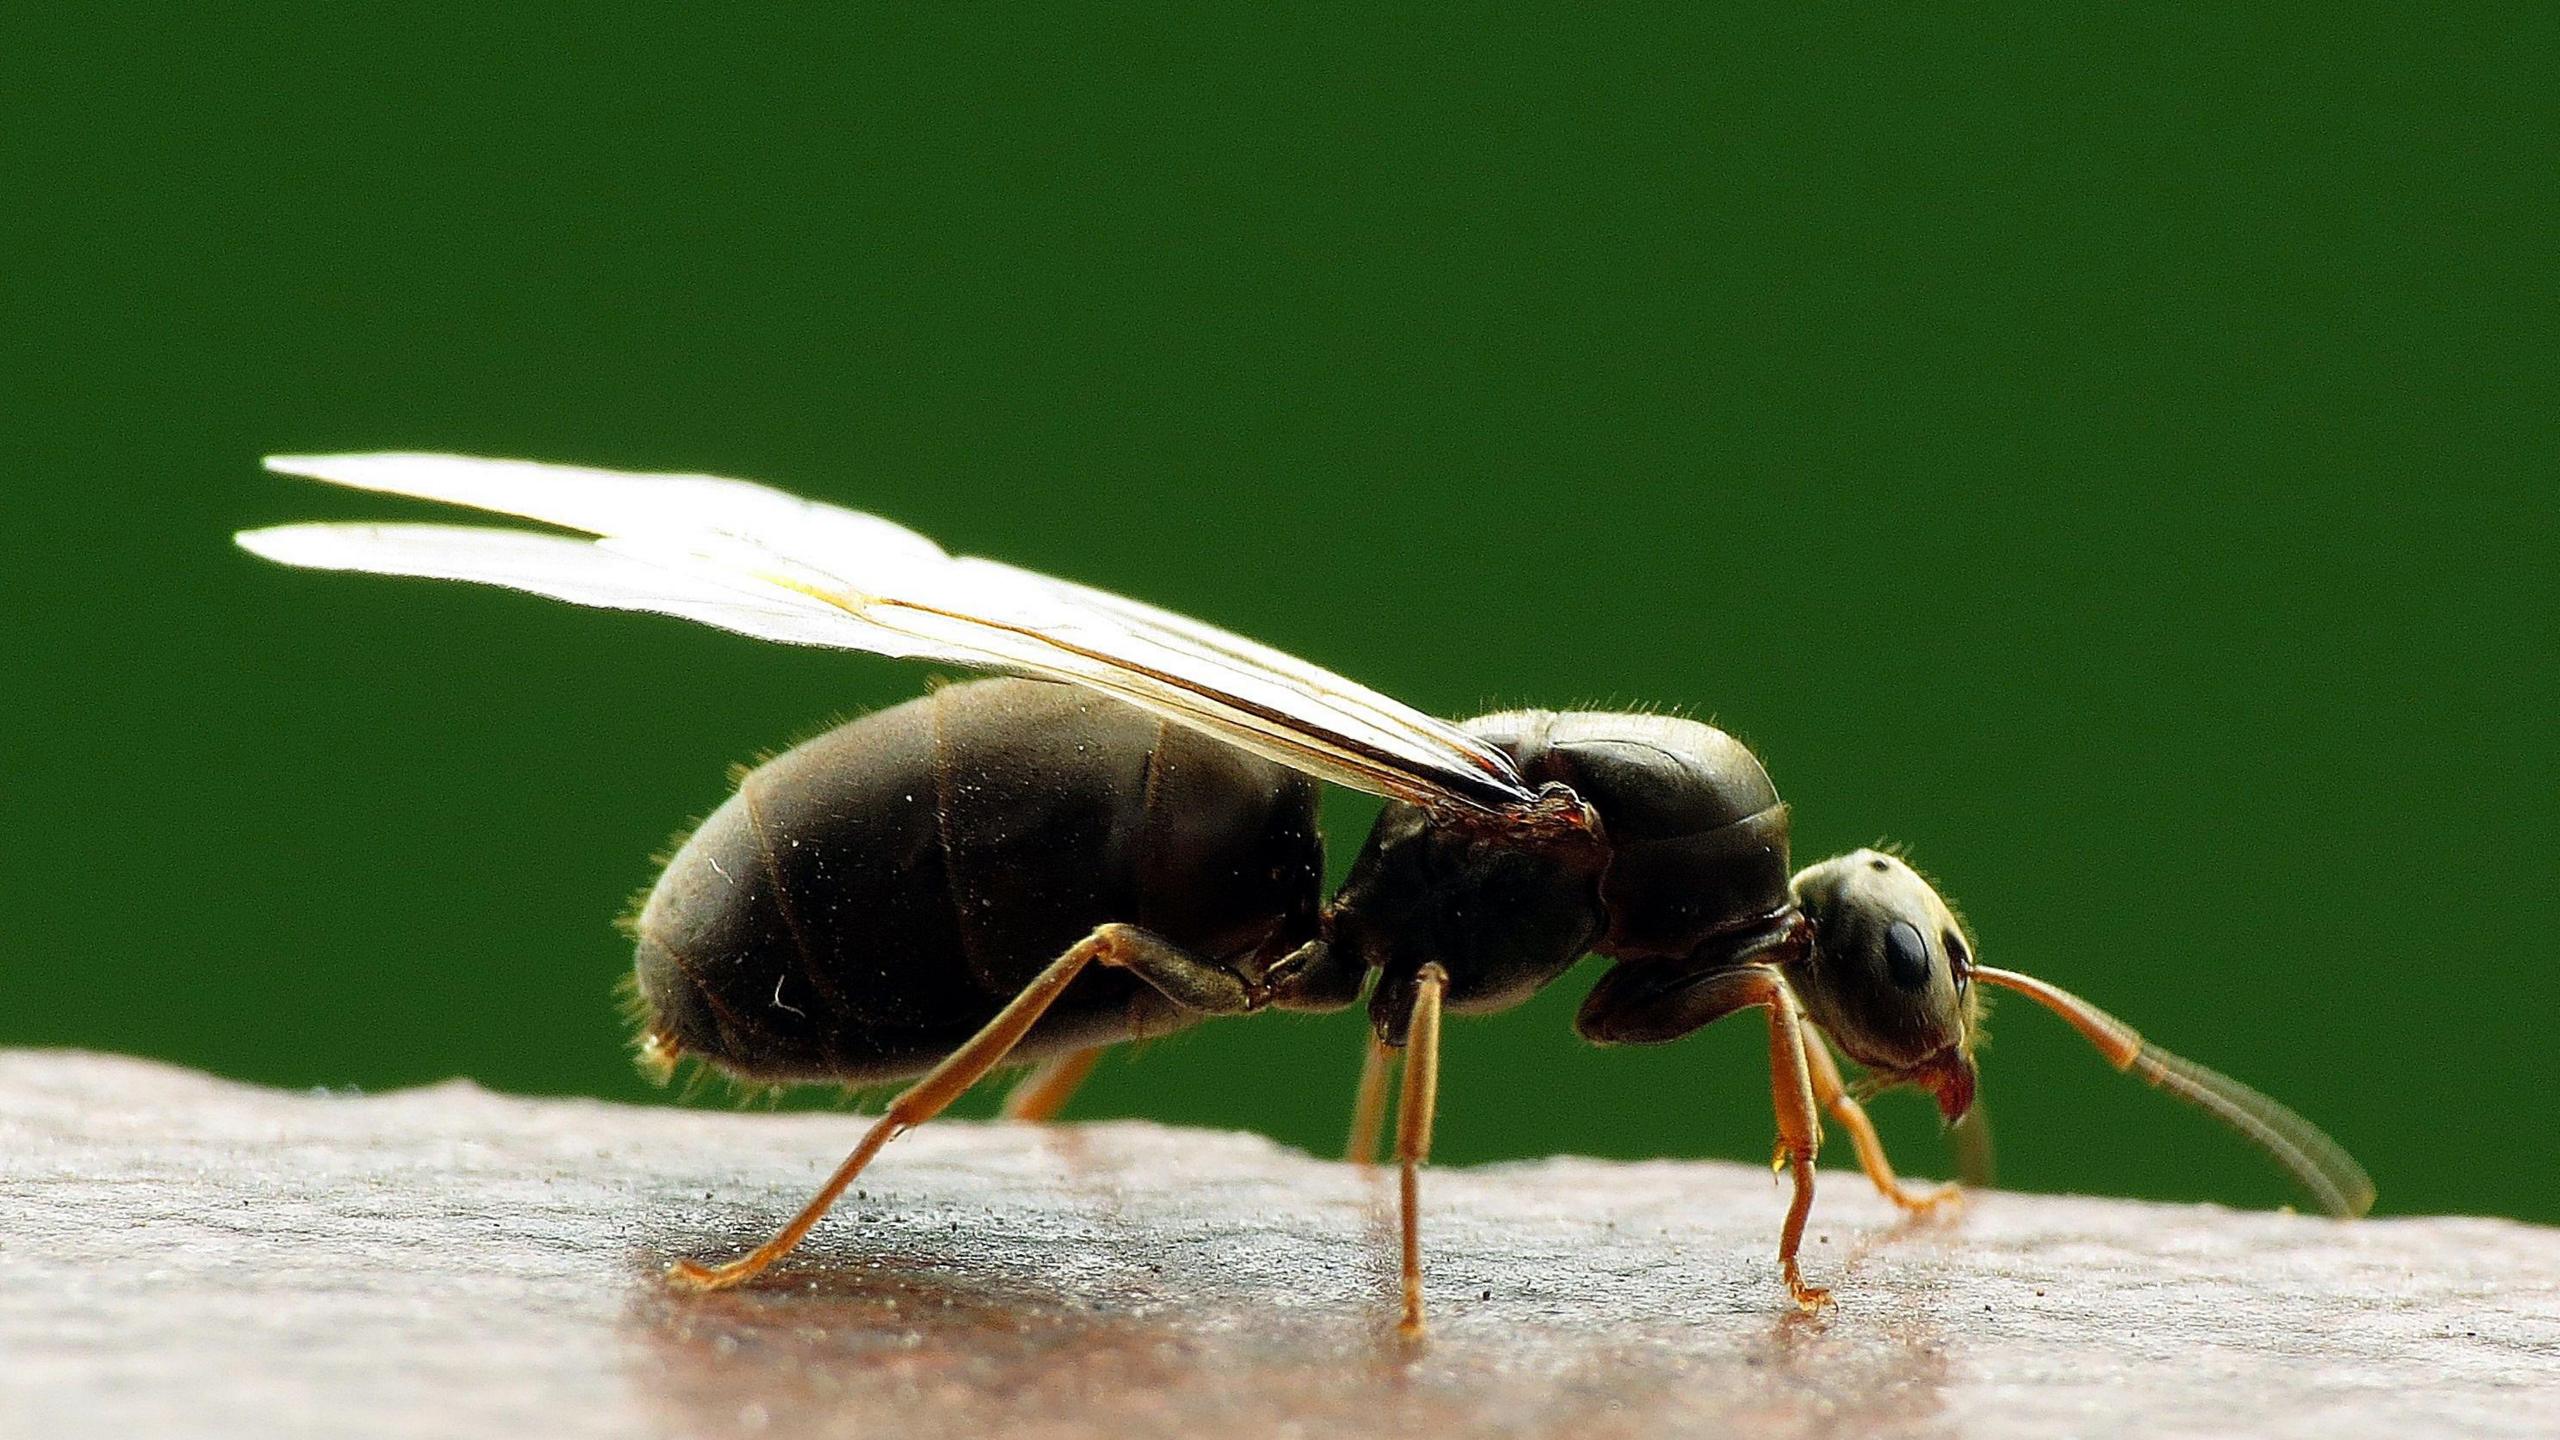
[{"left": 6, "top": 7, "right": 2549, "bottom": 1222}]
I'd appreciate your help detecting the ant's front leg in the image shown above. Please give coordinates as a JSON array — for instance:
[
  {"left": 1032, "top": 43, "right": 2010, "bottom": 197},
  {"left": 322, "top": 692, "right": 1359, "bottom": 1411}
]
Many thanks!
[
  {"left": 1578, "top": 962, "right": 1832, "bottom": 1313},
  {"left": 1799, "top": 1019, "right": 1961, "bottom": 1216},
  {"left": 1758, "top": 976, "right": 1831, "bottom": 1311}
]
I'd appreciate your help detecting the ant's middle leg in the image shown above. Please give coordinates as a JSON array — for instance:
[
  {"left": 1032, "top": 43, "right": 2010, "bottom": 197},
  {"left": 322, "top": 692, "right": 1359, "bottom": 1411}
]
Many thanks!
[
  {"left": 1393, "top": 963, "right": 1447, "bottom": 1337},
  {"left": 669, "top": 922, "right": 1260, "bottom": 1293},
  {"left": 1343, "top": 1032, "right": 1396, "bottom": 1165}
]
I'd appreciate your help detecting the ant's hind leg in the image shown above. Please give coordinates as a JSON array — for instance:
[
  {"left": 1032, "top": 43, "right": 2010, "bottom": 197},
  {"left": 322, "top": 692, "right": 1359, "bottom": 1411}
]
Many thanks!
[
  {"left": 669, "top": 923, "right": 1258, "bottom": 1293},
  {"left": 1001, "top": 1046, "right": 1104, "bottom": 1123},
  {"left": 1799, "top": 1019, "right": 1960, "bottom": 1216}
]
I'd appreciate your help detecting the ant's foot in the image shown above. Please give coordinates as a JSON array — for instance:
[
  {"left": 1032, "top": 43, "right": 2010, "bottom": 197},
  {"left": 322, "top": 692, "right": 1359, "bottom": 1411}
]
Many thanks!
[
  {"left": 665, "top": 1257, "right": 749, "bottom": 1293},
  {"left": 1892, "top": 1181, "right": 1964, "bottom": 1217},
  {"left": 1783, "top": 1260, "right": 1836, "bottom": 1314}
]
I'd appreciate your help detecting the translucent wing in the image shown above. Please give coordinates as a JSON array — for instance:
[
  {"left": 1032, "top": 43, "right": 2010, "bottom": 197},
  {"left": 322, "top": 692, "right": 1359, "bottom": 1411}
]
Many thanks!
[
  {"left": 235, "top": 523, "right": 926, "bottom": 653},
  {"left": 239, "top": 453, "right": 1535, "bottom": 813}
]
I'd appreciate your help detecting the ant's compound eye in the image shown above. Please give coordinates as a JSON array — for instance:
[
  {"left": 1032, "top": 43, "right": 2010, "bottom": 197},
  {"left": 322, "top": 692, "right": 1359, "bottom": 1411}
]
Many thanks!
[{"left": 1884, "top": 920, "right": 1932, "bottom": 990}]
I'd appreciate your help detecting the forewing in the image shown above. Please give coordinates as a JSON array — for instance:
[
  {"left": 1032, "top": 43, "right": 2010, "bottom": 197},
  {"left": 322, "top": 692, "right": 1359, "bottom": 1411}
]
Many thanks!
[
  {"left": 951, "top": 559, "right": 1533, "bottom": 811},
  {"left": 235, "top": 522, "right": 957, "bottom": 656},
  {"left": 245, "top": 454, "right": 1534, "bottom": 812}
]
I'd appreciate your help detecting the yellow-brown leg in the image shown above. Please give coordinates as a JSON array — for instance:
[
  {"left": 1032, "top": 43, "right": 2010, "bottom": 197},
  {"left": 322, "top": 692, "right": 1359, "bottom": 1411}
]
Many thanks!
[
  {"left": 1758, "top": 977, "right": 1830, "bottom": 1312},
  {"left": 1579, "top": 961, "right": 1835, "bottom": 1311},
  {"left": 1949, "top": 1101, "right": 1998, "bottom": 1189},
  {"left": 1395, "top": 964, "right": 1447, "bottom": 1338},
  {"left": 1000, "top": 1045, "right": 1103, "bottom": 1123},
  {"left": 1800, "top": 1019, "right": 1960, "bottom": 1215},
  {"left": 1344, "top": 1031, "right": 1396, "bottom": 1165},
  {"left": 669, "top": 923, "right": 1248, "bottom": 1293}
]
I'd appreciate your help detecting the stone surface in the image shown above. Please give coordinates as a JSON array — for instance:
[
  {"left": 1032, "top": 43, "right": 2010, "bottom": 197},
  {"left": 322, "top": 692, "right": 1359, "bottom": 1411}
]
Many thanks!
[{"left": 1, "top": 1051, "right": 2553, "bottom": 1440}]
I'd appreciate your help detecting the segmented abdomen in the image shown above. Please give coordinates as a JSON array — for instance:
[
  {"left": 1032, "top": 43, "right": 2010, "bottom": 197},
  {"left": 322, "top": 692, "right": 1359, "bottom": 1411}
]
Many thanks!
[{"left": 631, "top": 677, "right": 1323, "bottom": 1084}]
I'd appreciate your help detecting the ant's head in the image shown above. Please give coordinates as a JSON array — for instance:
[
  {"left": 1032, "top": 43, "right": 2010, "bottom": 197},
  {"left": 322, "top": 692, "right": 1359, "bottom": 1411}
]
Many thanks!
[
  {"left": 1788, "top": 849, "right": 1980, "bottom": 1121},
  {"left": 1789, "top": 848, "right": 2376, "bottom": 1217}
]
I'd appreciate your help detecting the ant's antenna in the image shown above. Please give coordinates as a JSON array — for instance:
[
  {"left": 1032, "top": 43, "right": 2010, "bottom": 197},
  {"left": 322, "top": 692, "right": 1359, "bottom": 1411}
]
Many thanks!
[{"left": 1973, "top": 966, "right": 2375, "bottom": 1218}]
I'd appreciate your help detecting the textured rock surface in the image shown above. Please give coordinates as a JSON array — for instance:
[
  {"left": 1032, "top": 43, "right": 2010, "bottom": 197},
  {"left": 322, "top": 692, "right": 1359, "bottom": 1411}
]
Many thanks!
[{"left": 2, "top": 1051, "right": 2553, "bottom": 1440}]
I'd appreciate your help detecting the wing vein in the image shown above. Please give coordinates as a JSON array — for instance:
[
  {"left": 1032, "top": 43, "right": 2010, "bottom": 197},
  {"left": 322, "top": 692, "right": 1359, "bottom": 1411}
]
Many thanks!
[{"left": 242, "top": 453, "right": 1537, "bottom": 814}]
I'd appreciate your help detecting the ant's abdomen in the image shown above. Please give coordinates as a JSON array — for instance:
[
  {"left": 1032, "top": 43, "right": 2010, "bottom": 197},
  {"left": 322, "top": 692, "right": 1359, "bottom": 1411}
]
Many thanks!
[{"left": 631, "top": 678, "right": 1324, "bottom": 1085}]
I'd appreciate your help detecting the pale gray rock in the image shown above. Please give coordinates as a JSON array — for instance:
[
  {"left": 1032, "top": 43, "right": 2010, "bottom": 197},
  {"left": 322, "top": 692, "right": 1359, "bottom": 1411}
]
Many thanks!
[{"left": 2, "top": 1051, "right": 2552, "bottom": 1440}]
